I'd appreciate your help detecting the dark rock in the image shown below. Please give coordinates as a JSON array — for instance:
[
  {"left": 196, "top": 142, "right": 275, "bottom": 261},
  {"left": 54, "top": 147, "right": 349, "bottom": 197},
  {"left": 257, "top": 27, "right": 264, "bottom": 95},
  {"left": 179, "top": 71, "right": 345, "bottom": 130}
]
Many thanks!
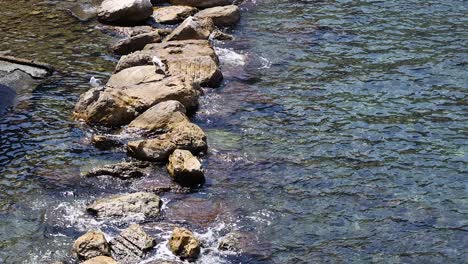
[
  {"left": 111, "top": 32, "right": 162, "bottom": 55},
  {"left": 87, "top": 192, "right": 162, "bottom": 218},
  {"left": 110, "top": 224, "right": 156, "bottom": 263},
  {"left": 85, "top": 161, "right": 149, "bottom": 179},
  {"left": 91, "top": 135, "right": 123, "bottom": 149},
  {"left": 73, "top": 230, "right": 110, "bottom": 260}
]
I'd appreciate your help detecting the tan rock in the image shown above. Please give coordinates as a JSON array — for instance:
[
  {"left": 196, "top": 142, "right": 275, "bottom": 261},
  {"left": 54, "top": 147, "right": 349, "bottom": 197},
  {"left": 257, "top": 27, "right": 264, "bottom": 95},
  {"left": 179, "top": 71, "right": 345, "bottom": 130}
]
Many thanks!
[
  {"left": 152, "top": 6, "right": 198, "bottom": 24},
  {"left": 82, "top": 256, "right": 118, "bottom": 264},
  {"left": 73, "top": 230, "right": 110, "bottom": 260},
  {"left": 110, "top": 224, "right": 156, "bottom": 263},
  {"left": 164, "top": 16, "right": 215, "bottom": 42},
  {"left": 127, "top": 138, "right": 177, "bottom": 162},
  {"left": 168, "top": 227, "right": 201, "bottom": 260},
  {"left": 98, "top": 0, "right": 153, "bottom": 25},
  {"left": 127, "top": 100, "right": 187, "bottom": 133},
  {"left": 169, "top": 0, "right": 232, "bottom": 8},
  {"left": 87, "top": 192, "right": 162, "bottom": 218},
  {"left": 111, "top": 32, "right": 162, "bottom": 55},
  {"left": 167, "top": 149, "right": 204, "bottom": 187},
  {"left": 107, "top": 65, "right": 165, "bottom": 87},
  {"left": 194, "top": 5, "right": 240, "bottom": 27}
]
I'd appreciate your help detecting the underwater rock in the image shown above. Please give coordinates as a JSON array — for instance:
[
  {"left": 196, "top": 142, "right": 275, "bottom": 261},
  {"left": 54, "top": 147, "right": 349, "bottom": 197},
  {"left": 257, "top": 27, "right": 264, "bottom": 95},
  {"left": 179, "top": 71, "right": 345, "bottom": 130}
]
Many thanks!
[
  {"left": 85, "top": 161, "right": 148, "bottom": 179},
  {"left": 82, "top": 256, "right": 118, "bottom": 264},
  {"left": 168, "top": 227, "right": 201, "bottom": 260},
  {"left": 73, "top": 230, "right": 111, "bottom": 260},
  {"left": 91, "top": 135, "right": 123, "bottom": 149},
  {"left": 218, "top": 232, "right": 248, "bottom": 252},
  {"left": 169, "top": 0, "right": 232, "bottom": 8},
  {"left": 152, "top": 5, "right": 198, "bottom": 24},
  {"left": 195, "top": 5, "right": 240, "bottom": 27},
  {"left": 164, "top": 16, "right": 215, "bottom": 42},
  {"left": 110, "top": 224, "right": 156, "bottom": 263},
  {"left": 167, "top": 149, "right": 204, "bottom": 187},
  {"left": 98, "top": 0, "right": 153, "bottom": 25},
  {"left": 0, "top": 55, "right": 53, "bottom": 79},
  {"left": 87, "top": 192, "right": 162, "bottom": 218},
  {"left": 111, "top": 32, "right": 162, "bottom": 55}
]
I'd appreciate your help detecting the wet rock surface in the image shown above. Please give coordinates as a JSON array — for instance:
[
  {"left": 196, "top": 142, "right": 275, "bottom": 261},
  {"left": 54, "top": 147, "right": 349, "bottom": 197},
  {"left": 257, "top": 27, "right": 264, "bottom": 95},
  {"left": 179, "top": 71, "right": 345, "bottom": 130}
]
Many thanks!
[
  {"left": 73, "top": 230, "right": 110, "bottom": 260},
  {"left": 152, "top": 6, "right": 198, "bottom": 24},
  {"left": 91, "top": 134, "right": 123, "bottom": 149},
  {"left": 0, "top": 55, "right": 54, "bottom": 78},
  {"left": 87, "top": 192, "right": 162, "bottom": 218},
  {"left": 85, "top": 161, "right": 149, "bottom": 179},
  {"left": 98, "top": 0, "right": 153, "bottom": 25},
  {"left": 195, "top": 5, "right": 240, "bottom": 28},
  {"left": 168, "top": 227, "right": 201, "bottom": 260},
  {"left": 111, "top": 32, "right": 162, "bottom": 55},
  {"left": 167, "top": 149, "right": 204, "bottom": 187},
  {"left": 110, "top": 224, "right": 156, "bottom": 263}
]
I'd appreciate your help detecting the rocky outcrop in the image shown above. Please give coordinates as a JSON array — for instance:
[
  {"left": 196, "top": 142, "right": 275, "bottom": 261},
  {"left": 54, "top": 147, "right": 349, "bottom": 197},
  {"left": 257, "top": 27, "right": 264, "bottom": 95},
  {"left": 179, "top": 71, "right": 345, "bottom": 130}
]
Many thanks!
[
  {"left": 74, "top": 76, "right": 200, "bottom": 127},
  {"left": 85, "top": 161, "right": 148, "bottom": 179},
  {"left": 168, "top": 227, "right": 201, "bottom": 260},
  {"left": 111, "top": 32, "right": 162, "bottom": 55},
  {"left": 110, "top": 224, "right": 156, "bottom": 263},
  {"left": 194, "top": 5, "right": 240, "bottom": 28},
  {"left": 167, "top": 149, "right": 204, "bottom": 187},
  {"left": 98, "top": 0, "right": 153, "bottom": 25},
  {"left": 87, "top": 192, "right": 162, "bottom": 218},
  {"left": 152, "top": 6, "right": 198, "bottom": 24},
  {"left": 164, "top": 16, "right": 215, "bottom": 42},
  {"left": 82, "top": 256, "right": 118, "bottom": 264},
  {"left": 73, "top": 230, "right": 110, "bottom": 261},
  {"left": 169, "top": 0, "right": 232, "bottom": 8}
]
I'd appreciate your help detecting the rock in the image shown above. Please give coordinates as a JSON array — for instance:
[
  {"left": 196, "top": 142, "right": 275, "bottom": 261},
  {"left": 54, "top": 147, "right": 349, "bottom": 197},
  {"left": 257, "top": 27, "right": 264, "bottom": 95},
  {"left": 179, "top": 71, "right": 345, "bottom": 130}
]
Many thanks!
[
  {"left": 165, "top": 197, "right": 222, "bottom": 227},
  {"left": 85, "top": 161, "right": 148, "bottom": 179},
  {"left": 167, "top": 149, "right": 204, "bottom": 187},
  {"left": 91, "top": 135, "right": 123, "bottom": 149},
  {"left": 98, "top": 0, "right": 153, "bottom": 25},
  {"left": 87, "top": 192, "right": 162, "bottom": 218},
  {"left": 74, "top": 76, "right": 199, "bottom": 127},
  {"left": 98, "top": 25, "right": 172, "bottom": 38},
  {"left": 68, "top": 2, "right": 98, "bottom": 22},
  {"left": 127, "top": 138, "right": 177, "bottom": 162},
  {"left": 110, "top": 224, "right": 156, "bottom": 263},
  {"left": 210, "top": 29, "right": 234, "bottom": 40},
  {"left": 169, "top": 0, "right": 232, "bottom": 8},
  {"left": 82, "top": 256, "right": 118, "bottom": 264},
  {"left": 165, "top": 121, "right": 207, "bottom": 153},
  {"left": 152, "top": 6, "right": 198, "bottom": 24},
  {"left": 111, "top": 32, "right": 162, "bottom": 55},
  {"left": 115, "top": 40, "right": 222, "bottom": 87},
  {"left": 164, "top": 16, "right": 215, "bottom": 42},
  {"left": 73, "top": 230, "right": 110, "bottom": 260},
  {"left": 218, "top": 232, "right": 246, "bottom": 252},
  {"left": 0, "top": 55, "right": 54, "bottom": 78},
  {"left": 195, "top": 5, "right": 240, "bottom": 28},
  {"left": 127, "top": 100, "right": 187, "bottom": 133},
  {"left": 107, "top": 65, "right": 165, "bottom": 87},
  {"left": 169, "top": 227, "right": 201, "bottom": 260}
]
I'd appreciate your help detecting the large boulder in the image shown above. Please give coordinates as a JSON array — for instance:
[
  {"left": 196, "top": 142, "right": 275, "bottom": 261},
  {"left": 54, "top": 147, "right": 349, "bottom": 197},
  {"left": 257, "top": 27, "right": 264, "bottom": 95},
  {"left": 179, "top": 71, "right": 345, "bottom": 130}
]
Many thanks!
[
  {"left": 74, "top": 76, "right": 200, "bottom": 127},
  {"left": 110, "top": 224, "right": 156, "bottom": 263},
  {"left": 168, "top": 227, "right": 201, "bottom": 260},
  {"left": 167, "top": 149, "right": 205, "bottom": 187},
  {"left": 82, "top": 256, "right": 118, "bottom": 264},
  {"left": 164, "top": 16, "right": 215, "bottom": 42},
  {"left": 127, "top": 100, "right": 187, "bottom": 133},
  {"left": 73, "top": 230, "right": 110, "bottom": 261},
  {"left": 169, "top": 0, "right": 232, "bottom": 8},
  {"left": 98, "top": 0, "right": 153, "bottom": 25},
  {"left": 152, "top": 6, "right": 198, "bottom": 24},
  {"left": 87, "top": 192, "right": 162, "bottom": 218},
  {"left": 194, "top": 5, "right": 240, "bottom": 28},
  {"left": 111, "top": 32, "right": 162, "bottom": 55},
  {"left": 115, "top": 40, "right": 222, "bottom": 87}
]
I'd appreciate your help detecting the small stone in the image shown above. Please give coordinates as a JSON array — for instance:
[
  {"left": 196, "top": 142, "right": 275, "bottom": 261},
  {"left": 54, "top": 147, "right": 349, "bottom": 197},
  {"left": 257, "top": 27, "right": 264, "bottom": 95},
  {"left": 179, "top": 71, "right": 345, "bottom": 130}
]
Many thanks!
[
  {"left": 73, "top": 230, "right": 110, "bottom": 261},
  {"left": 218, "top": 232, "right": 246, "bottom": 252},
  {"left": 82, "top": 256, "right": 118, "bottom": 264},
  {"left": 168, "top": 227, "right": 201, "bottom": 260},
  {"left": 167, "top": 149, "right": 204, "bottom": 187}
]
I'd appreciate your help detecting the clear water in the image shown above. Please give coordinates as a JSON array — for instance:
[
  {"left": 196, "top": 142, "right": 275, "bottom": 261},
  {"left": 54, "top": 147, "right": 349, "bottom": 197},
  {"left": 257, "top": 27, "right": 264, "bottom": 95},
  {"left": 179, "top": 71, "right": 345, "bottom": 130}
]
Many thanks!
[{"left": 0, "top": 0, "right": 467, "bottom": 263}]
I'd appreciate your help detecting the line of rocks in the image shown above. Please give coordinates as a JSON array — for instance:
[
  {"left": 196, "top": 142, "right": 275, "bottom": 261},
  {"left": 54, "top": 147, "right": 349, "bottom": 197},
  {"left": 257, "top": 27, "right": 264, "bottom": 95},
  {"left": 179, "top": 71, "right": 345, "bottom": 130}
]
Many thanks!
[{"left": 71, "top": 0, "right": 242, "bottom": 263}]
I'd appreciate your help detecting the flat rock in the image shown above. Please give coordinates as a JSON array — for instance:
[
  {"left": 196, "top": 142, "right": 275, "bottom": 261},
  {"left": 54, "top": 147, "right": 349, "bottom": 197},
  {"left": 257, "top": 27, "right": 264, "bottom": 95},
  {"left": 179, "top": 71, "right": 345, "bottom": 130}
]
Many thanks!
[
  {"left": 98, "top": 0, "right": 153, "bottom": 25},
  {"left": 111, "top": 32, "right": 162, "bottom": 55},
  {"left": 127, "top": 100, "right": 187, "bottom": 133},
  {"left": 0, "top": 55, "right": 54, "bottom": 79},
  {"left": 194, "top": 5, "right": 240, "bottom": 27},
  {"left": 164, "top": 16, "right": 215, "bottom": 42},
  {"left": 107, "top": 65, "right": 166, "bottom": 87},
  {"left": 85, "top": 161, "right": 149, "bottom": 179},
  {"left": 167, "top": 149, "right": 205, "bottom": 187},
  {"left": 73, "top": 230, "right": 110, "bottom": 260},
  {"left": 98, "top": 25, "right": 172, "bottom": 38},
  {"left": 169, "top": 0, "right": 232, "bottom": 8},
  {"left": 110, "top": 224, "right": 156, "bottom": 263},
  {"left": 87, "top": 192, "right": 162, "bottom": 218},
  {"left": 82, "top": 256, "right": 118, "bottom": 264},
  {"left": 168, "top": 227, "right": 201, "bottom": 260},
  {"left": 152, "top": 6, "right": 198, "bottom": 24}
]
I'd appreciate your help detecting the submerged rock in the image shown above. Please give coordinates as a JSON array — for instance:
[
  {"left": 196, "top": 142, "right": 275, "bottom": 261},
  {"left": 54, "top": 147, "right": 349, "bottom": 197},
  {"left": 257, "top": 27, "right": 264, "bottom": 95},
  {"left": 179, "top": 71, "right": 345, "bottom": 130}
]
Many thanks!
[
  {"left": 85, "top": 161, "right": 148, "bottom": 179},
  {"left": 111, "top": 32, "right": 162, "bottom": 55},
  {"left": 169, "top": 0, "right": 232, "bottom": 8},
  {"left": 91, "top": 135, "right": 123, "bottom": 149},
  {"left": 218, "top": 232, "right": 248, "bottom": 252},
  {"left": 87, "top": 192, "right": 162, "bottom": 218},
  {"left": 152, "top": 6, "right": 198, "bottom": 24},
  {"left": 73, "top": 230, "right": 110, "bottom": 261},
  {"left": 168, "top": 227, "right": 201, "bottom": 260},
  {"left": 164, "top": 16, "right": 215, "bottom": 42},
  {"left": 82, "top": 256, "right": 118, "bottom": 264},
  {"left": 110, "top": 224, "right": 156, "bottom": 263},
  {"left": 0, "top": 55, "right": 54, "bottom": 79},
  {"left": 195, "top": 5, "right": 240, "bottom": 28},
  {"left": 167, "top": 149, "right": 204, "bottom": 187},
  {"left": 98, "top": 0, "right": 153, "bottom": 25}
]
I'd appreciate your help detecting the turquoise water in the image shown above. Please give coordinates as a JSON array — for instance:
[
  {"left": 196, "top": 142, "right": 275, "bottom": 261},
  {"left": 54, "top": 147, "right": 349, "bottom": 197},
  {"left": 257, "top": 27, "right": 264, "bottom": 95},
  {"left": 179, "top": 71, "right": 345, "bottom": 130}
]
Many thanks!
[{"left": 0, "top": 0, "right": 467, "bottom": 263}]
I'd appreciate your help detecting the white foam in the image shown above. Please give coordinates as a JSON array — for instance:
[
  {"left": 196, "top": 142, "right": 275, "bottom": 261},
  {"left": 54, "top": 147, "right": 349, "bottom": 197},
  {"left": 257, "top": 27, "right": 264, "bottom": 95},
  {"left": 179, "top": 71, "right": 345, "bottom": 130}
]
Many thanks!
[{"left": 215, "top": 47, "right": 247, "bottom": 67}]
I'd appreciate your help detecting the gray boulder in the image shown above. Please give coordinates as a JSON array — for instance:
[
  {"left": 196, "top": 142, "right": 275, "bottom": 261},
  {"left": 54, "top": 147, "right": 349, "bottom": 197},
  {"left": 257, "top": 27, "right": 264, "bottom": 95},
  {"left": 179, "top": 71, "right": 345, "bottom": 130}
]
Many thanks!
[
  {"left": 87, "top": 192, "right": 162, "bottom": 218},
  {"left": 98, "top": 0, "right": 153, "bottom": 25},
  {"left": 110, "top": 224, "right": 156, "bottom": 263}
]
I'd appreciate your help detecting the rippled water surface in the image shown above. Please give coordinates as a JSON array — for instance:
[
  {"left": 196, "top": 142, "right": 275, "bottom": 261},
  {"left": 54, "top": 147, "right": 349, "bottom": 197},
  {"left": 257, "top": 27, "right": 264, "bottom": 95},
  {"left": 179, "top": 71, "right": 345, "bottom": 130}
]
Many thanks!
[{"left": 0, "top": 0, "right": 467, "bottom": 263}]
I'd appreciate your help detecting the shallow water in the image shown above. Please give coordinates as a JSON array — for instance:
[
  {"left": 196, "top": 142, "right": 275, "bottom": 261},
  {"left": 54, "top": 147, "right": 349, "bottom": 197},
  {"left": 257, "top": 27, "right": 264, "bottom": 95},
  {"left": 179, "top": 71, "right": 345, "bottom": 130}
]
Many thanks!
[{"left": 0, "top": 0, "right": 467, "bottom": 263}]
